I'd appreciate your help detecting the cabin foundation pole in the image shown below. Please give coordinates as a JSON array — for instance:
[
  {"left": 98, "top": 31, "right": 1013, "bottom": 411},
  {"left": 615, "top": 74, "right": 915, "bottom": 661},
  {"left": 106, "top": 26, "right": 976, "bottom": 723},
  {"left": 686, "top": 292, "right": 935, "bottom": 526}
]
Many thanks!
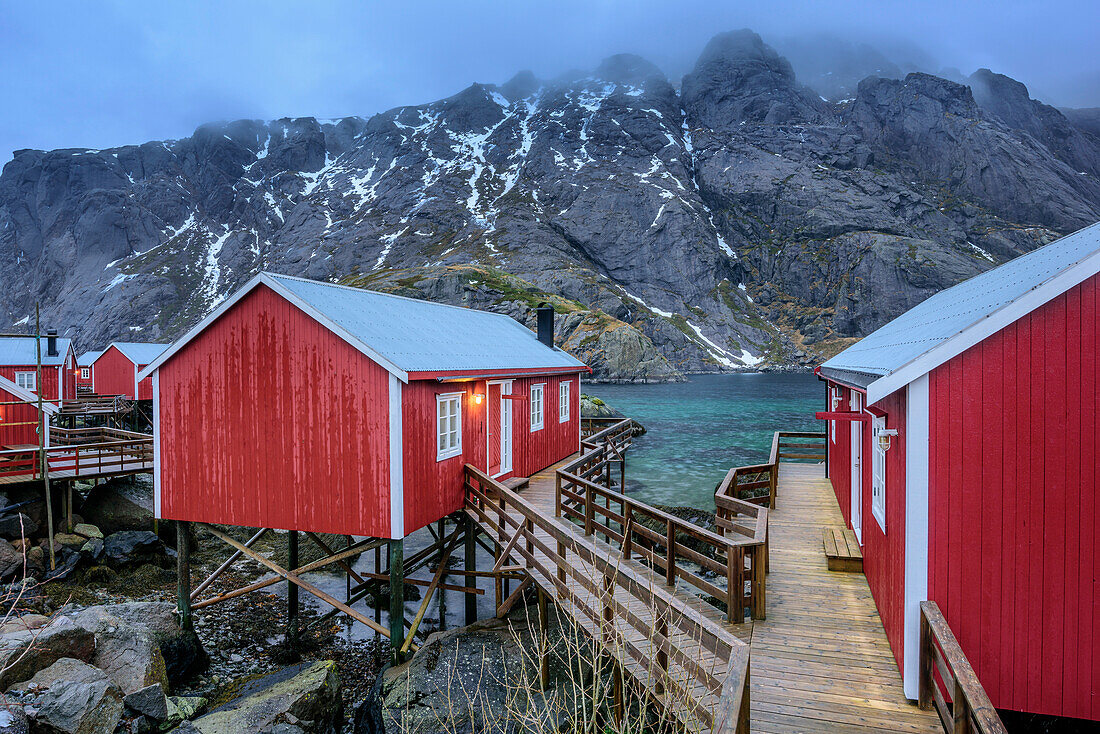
[
  {"left": 176, "top": 520, "right": 193, "bottom": 631},
  {"left": 464, "top": 515, "right": 477, "bottom": 625},
  {"left": 374, "top": 544, "right": 383, "bottom": 626},
  {"left": 286, "top": 530, "right": 299, "bottom": 645},
  {"left": 388, "top": 538, "right": 404, "bottom": 662},
  {"left": 437, "top": 519, "right": 447, "bottom": 631},
  {"left": 537, "top": 587, "right": 549, "bottom": 690}
]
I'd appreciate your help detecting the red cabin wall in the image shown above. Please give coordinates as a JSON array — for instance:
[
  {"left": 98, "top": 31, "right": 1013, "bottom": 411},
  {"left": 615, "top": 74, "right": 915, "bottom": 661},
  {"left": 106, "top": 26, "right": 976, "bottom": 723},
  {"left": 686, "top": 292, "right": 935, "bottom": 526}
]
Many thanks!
[
  {"left": 136, "top": 367, "right": 153, "bottom": 401},
  {"left": 928, "top": 274, "right": 1100, "bottom": 721},
  {"left": 0, "top": 366, "right": 63, "bottom": 403},
  {"left": 862, "top": 389, "right": 907, "bottom": 675},
  {"left": 511, "top": 375, "right": 581, "bottom": 478},
  {"left": 93, "top": 346, "right": 138, "bottom": 399},
  {"left": 826, "top": 384, "right": 853, "bottom": 524},
  {"left": 0, "top": 385, "right": 41, "bottom": 447},
  {"left": 158, "top": 284, "right": 392, "bottom": 537}
]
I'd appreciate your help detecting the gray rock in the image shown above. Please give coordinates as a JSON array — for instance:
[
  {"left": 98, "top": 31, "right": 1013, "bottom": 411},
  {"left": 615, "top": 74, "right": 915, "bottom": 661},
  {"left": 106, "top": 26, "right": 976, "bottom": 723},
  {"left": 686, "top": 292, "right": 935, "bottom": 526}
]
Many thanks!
[
  {"left": 184, "top": 662, "right": 340, "bottom": 734},
  {"left": 24, "top": 659, "right": 124, "bottom": 734},
  {"left": 162, "top": 696, "right": 206, "bottom": 730},
  {"left": 102, "top": 531, "right": 164, "bottom": 569},
  {"left": 78, "top": 539, "right": 103, "bottom": 562},
  {"left": 122, "top": 684, "right": 167, "bottom": 722},
  {"left": 0, "top": 516, "right": 37, "bottom": 543},
  {"left": 0, "top": 616, "right": 95, "bottom": 690},
  {"left": 64, "top": 608, "right": 169, "bottom": 695},
  {"left": 0, "top": 540, "right": 22, "bottom": 579},
  {"left": 72, "top": 524, "right": 103, "bottom": 541},
  {"left": 77, "top": 479, "right": 152, "bottom": 535},
  {"left": 81, "top": 602, "right": 207, "bottom": 685}
]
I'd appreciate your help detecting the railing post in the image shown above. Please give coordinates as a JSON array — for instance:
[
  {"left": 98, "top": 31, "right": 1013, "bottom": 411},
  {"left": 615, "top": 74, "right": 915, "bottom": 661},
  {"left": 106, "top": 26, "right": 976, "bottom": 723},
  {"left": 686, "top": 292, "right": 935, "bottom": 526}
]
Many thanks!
[
  {"left": 727, "top": 544, "right": 744, "bottom": 623},
  {"left": 555, "top": 471, "right": 562, "bottom": 517},
  {"left": 769, "top": 463, "right": 778, "bottom": 508},
  {"left": 953, "top": 679, "right": 970, "bottom": 734},
  {"left": 622, "top": 508, "right": 633, "bottom": 560},
  {"left": 665, "top": 519, "right": 676, "bottom": 587},
  {"left": 655, "top": 611, "right": 668, "bottom": 695},
  {"left": 919, "top": 607, "right": 933, "bottom": 710},
  {"left": 584, "top": 484, "right": 594, "bottom": 536},
  {"left": 750, "top": 545, "right": 765, "bottom": 621}
]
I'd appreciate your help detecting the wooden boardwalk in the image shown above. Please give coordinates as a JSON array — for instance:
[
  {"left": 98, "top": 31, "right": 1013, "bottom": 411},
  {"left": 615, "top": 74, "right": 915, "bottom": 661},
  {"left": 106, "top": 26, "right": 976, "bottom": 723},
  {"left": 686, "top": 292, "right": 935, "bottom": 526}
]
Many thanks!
[
  {"left": 472, "top": 455, "right": 940, "bottom": 733},
  {"left": 745, "top": 463, "right": 939, "bottom": 733}
]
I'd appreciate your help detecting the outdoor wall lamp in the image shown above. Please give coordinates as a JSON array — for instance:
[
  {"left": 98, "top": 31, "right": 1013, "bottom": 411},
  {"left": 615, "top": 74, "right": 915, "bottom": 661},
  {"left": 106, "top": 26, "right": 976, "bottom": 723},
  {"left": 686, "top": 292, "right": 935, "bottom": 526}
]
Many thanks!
[
  {"left": 877, "top": 428, "right": 898, "bottom": 451},
  {"left": 473, "top": 393, "right": 484, "bottom": 405}
]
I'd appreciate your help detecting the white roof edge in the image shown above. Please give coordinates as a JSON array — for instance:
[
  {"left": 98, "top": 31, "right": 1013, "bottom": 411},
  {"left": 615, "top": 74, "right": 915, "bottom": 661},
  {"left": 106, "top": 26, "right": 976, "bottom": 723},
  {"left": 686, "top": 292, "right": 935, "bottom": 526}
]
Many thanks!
[
  {"left": 0, "top": 374, "right": 60, "bottom": 415},
  {"left": 137, "top": 273, "right": 410, "bottom": 383},
  {"left": 865, "top": 245, "right": 1100, "bottom": 404}
]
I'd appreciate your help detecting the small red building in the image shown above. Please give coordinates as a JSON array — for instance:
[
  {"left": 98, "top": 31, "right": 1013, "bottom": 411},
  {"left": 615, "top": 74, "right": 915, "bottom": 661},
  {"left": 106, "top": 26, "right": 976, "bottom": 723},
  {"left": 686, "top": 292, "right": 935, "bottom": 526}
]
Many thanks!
[
  {"left": 818, "top": 221, "right": 1100, "bottom": 721},
  {"left": 76, "top": 350, "right": 101, "bottom": 393},
  {"left": 0, "top": 333, "right": 77, "bottom": 404},
  {"left": 139, "top": 272, "right": 588, "bottom": 539},
  {"left": 92, "top": 343, "right": 169, "bottom": 400},
  {"left": 0, "top": 374, "right": 59, "bottom": 448}
]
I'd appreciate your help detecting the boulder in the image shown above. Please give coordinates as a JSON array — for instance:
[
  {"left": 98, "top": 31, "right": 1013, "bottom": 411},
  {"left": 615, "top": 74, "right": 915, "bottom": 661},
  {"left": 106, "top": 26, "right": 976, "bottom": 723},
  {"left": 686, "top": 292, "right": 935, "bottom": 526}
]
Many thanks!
[
  {"left": 0, "top": 616, "right": 95, "bottom": 689},
  {"left": 102, "top": 532, "right": 164, "bottom": 568},
  {"left": 161, "top": 696, "right": 206, "bottom": 730},
  {"left": 53, "top": 534, "right": 86, "bottom": 548},
  {"left": 21, "top": 658, "right": 124, "bottom": 734},
  {"left": 0, "top": 515, "right": 37, "bottom": 543},
  {"left": 64, "top": 608, "right": 169, "bottom": 695},
  {"left": 0, "top": 614, "right": 48, "bottom": 635},
  {"left": 78, "top": 539, "right": 103, "bottom": 563},
  {"left": 184, "top": 661, "right": 341, "bottom": 734},
  {"left": 0, "top": 540, "right": 23, "bottom": 579},
  {"left": 78, "top": 478, "right": 152, "bottom": 535},
  {"left": 122, "top": 684, "right": 168, "bottom": 722},
  {"left": 72, "top": 525, "right": 102, "bottom": 541}
]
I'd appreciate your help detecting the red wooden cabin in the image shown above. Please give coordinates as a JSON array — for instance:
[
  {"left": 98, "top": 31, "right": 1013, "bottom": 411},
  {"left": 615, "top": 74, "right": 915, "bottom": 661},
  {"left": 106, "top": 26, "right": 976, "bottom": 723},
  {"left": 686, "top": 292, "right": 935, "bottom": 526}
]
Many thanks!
[
  {"left": 139, "top": 273, "right": 588, "bottom": 540},
  {"left": 818, "top": 221, "right": 1100, "bottom": 721},
  {"left": 76, "top": 350, "right": 101, "bottom": 392},
  {"left": 0, "top": 374, "right": 59, "bottom": 449},
  {"left": 0, "top": 333, "right": 77, "bottom": 404},
  {"left": 92, "top": 343, "right": 169, "bottom": 400}
]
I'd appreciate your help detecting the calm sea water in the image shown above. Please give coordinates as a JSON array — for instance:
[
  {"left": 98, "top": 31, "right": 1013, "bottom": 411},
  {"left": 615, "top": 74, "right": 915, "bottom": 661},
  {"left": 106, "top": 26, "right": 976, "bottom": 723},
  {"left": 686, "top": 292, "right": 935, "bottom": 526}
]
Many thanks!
[{"left": 584, "top": 373, "right": 822, "bottom": 509}]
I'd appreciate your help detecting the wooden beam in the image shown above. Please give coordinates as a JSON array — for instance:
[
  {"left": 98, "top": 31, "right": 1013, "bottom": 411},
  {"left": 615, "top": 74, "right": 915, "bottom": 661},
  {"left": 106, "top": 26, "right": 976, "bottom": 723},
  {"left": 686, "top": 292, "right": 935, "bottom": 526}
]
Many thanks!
[
  {"left": 199, "top": 524, "right": 391, "bottom": 639},
  {"left": 388, "top": 539, "right": 404, "bottom": 659},
  {"left": 177, "top": 520, "right": 192, "bottom": 631},
  {"left": 400, "top": 531, "right": 463, "bottom": 654},
  {"left": 191, "top": 529, "right": 267, "bottom": 601},
  {"left": 496, "top": 575, "right": 532, "bottom": 618},
  {"left": 305, "top": 531, "right": 367, "bottom": 586}
]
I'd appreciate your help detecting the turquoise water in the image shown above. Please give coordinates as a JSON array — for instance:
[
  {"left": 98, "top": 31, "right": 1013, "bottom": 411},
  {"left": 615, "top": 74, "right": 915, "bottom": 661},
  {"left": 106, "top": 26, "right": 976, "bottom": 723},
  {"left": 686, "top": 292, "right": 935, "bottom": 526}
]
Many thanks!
[{"left": 584, "top": 373, "right": 822, "bottom": 510}]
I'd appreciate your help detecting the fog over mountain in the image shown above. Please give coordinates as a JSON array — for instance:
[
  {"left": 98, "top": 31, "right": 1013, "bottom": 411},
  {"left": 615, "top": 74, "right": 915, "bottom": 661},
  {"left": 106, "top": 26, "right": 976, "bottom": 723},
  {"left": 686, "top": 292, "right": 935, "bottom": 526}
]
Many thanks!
[{"left": 4, "top": 24, "right": 1099, "bottom": 381}]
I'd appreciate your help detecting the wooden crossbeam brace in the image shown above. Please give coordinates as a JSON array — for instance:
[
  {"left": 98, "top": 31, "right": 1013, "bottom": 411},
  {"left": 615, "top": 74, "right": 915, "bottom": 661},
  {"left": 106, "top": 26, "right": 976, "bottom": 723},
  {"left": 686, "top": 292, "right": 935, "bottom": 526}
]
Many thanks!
[
  {"left": 496, "top": 575, "right": 532, "bottom": 618},
  {"left": 491, "top": 522, "right": 526, "bottom": 573},
  {"left": 400, "top": 529, "right": 464, "bottom": 654},
  {"left": 305, "top": 532, "right": 367, "bottom": 586},
  {"left": 197, "top": 524, "right": 391, "bottom": 639},
  {"left": 190, "top": 528, "right": 267, "bottom": 601}
]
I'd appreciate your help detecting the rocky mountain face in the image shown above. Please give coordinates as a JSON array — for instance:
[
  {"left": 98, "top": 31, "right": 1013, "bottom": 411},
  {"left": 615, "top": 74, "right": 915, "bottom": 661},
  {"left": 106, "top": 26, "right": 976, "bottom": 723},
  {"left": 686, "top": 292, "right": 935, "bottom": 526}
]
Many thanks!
[{"left": 2, "top": 30, "right": 1099, "bottom": 381}]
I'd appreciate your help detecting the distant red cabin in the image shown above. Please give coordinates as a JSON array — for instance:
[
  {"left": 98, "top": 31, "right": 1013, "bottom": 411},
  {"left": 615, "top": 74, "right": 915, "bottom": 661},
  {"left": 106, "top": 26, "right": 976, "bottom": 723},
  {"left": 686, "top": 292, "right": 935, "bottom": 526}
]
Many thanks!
[
  {"left": 92, "top": 343, "right": 169, "bottom": 400},
  {"left": 819, "top": 222, "right": 1100, "bottom": 721},
  {"left": 140, "top": 273, "right": 588, "bottom": 540},
  {"left": 0, "top": 334, "right": 77, "bottom": 404},
  {"left": 76, "top": 350, "right": 101, "bottom": 392}
]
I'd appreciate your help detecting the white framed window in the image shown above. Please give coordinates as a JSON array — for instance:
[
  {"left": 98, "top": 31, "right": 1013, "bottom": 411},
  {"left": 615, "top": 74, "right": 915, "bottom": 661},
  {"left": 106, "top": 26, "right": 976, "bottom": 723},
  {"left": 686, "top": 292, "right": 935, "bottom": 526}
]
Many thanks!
[
  {"left": 15, "top": 372, "right": 35, "bottom": 391},
  {"left": 436, "top": 393, "right": 462, "bottom": 461},
  {"left": 559, "top": 380, "right": 571, "bottom": 423},
  {"left": 530, "top": 384, "right": 545, "bottom": 431},
  {"left": 81, "top": 367, "right": 90, "bottom": 379},
  {"left": 871, "top": 415, "right": 887, "bottom": 531}
]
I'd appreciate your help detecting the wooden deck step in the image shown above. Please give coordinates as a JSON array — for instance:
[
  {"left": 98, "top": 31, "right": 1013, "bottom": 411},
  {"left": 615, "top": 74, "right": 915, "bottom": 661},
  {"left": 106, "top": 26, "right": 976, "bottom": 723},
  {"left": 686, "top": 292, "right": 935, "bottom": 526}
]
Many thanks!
[
  {"left": 822, "top": 526, "right": 863, "bottom": 572},
  {"left": 502, "top": 476, "right": 530, "bottom": 491}
]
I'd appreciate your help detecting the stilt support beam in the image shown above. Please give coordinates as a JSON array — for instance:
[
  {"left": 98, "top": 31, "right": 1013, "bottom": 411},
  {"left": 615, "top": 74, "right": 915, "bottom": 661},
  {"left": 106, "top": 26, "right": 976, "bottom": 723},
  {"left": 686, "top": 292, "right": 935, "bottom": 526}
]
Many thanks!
[{"left": 177, "top": 520, "right": 193, "bottom": 631}]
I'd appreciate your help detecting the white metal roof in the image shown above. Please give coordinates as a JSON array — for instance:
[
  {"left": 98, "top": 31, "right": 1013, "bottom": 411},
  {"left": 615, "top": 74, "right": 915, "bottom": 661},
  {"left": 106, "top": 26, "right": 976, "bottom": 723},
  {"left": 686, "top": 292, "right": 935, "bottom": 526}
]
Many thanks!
[
  {"left": 0, "top": 336, "right": 73, "bottom": 367},
  {"left": 105, "top": 342, "right": 170, "bottom": 365},
  {"left": 0, "top": 373, "right": 60, "bottom": 414},
  {"left": 822, "top": 221, "right": 1100, "bottom": 403},
  {"left": 77, "top": 350, "right": 102, "bottom": 366},
  {"left": 139, "top": 272, "right": 587, "bottom": 382}
]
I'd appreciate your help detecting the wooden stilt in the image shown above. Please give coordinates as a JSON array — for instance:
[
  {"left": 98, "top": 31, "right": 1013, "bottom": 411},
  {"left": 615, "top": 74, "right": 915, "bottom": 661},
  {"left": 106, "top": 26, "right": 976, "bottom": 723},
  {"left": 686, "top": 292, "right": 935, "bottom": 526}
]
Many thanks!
[
  {"left": 177, "top": 520, "right": 193, "bottom": 631},
  {"left": 286, "top": 530, "right": 299, "bottom": 644},
  {"left": 65, "top": 482, "right": 73, "bottom": 533},
  {"left": 388, "top": 538, "right": 404, "bottom": 662},
  {"left": 437, "top": 519, "right": 447, "bottom": 631},
  {"left": 464, "top": 515, "right": 477, "bottom": 625},
  {"left": 538, "top": 588, "right": 549, "bottom": 690},
  {"left": 374, "top": 544, "right": 382, "bottom": 626}
]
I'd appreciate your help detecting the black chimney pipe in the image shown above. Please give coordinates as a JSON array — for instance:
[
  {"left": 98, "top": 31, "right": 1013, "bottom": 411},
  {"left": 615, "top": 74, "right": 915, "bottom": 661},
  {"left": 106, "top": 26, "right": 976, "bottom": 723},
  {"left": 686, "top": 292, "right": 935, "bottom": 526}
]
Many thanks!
[
  {"left": 536, "top": 304, "right": 555, "bottom": 348},
  {"left": 46, "top": 329, "right": 58, "bottom": 357}
]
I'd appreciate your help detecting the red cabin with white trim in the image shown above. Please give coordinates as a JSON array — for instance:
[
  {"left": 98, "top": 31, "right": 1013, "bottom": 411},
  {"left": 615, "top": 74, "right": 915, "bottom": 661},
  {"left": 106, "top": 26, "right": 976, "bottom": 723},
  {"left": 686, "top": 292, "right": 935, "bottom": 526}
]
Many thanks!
[
  {"left": 92, "top": 343, "right": 169, "bottom": 400},
  {"left": 819, "top": 222, "right": 1100, "bottom": 721},
  {"left": 0, "top": 374, "right": 58, "bottom": 449},
  {"left": 139, "top": 273, "right": 588, "bottom": 540},
  {"left": 0, "top": 334, "right": 77, "bottom": 404}
]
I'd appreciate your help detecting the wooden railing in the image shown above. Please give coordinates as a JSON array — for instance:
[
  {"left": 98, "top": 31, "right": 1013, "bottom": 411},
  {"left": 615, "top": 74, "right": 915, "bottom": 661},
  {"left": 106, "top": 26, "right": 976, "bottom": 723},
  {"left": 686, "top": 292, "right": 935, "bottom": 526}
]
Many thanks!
[
  {"left": 769, "top": 430, "right": 826, "bottom": 464},
  {"left": 581, "top": 415, "right": 628, "bottom": 439},
  {"left": 465, "top": 466, "right": 750, "bottom": 734},
  {"left": 714, "top": 431, "right": 827, "bottom": 515},
  {"left": 58, "top": 395, "right": 133, "bottom": 415},
  {"left": 50, "top": 426, "right": 149, "bottom": 445},
  {"left": 919, "top": 601, "right": 1008, "bottom": 734},
  {"left": 0, "top": 434, "right": 153, "bottom": 481},
  {"left": 557, "top": 419, "right": 766, "bottom": 623}
]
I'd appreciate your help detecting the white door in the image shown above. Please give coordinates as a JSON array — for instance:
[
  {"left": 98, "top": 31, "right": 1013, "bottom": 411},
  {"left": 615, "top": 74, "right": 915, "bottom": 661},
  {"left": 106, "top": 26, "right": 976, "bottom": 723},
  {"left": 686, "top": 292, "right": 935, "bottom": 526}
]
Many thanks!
[
  {"left": 850, "top": 391, "right": 863, "bottom": 544},
  {"left": 500, "top": 384, "right": 513, "bottom": 475}
]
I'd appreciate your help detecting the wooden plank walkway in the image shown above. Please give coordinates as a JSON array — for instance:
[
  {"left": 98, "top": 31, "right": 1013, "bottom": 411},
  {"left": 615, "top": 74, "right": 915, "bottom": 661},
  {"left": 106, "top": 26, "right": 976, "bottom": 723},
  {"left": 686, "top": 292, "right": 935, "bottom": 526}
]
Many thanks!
[{"left": 746, "top": 463, "right": 939, "bottom": 733}]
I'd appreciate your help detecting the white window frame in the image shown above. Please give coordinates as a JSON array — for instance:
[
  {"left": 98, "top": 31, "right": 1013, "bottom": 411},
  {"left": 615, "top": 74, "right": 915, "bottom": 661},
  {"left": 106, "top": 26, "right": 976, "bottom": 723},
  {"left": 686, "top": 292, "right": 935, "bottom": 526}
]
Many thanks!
[
  {"left": 81, "top": 367, "right": 90, "bottom": 380},
  {"left": 871, "top": 414, "right": 887, "bottom": 532},
  {"left": 559, "top": 380, "right": 571, "bottom": 423},
  {"left": 530, "top": 383, "right": 545, "bottom": 431},
  {"left": 15, "top": 371, "right": 35, "bottom": 391},
  {"left": 436, "top": 392, "right": 463, "bottom": 461}
]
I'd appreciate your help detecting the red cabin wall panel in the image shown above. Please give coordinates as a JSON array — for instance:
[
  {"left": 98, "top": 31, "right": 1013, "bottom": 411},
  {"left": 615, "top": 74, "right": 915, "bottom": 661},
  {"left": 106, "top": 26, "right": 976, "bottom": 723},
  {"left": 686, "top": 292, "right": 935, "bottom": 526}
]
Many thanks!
[
  {"left": 928, "top": 274, "right": 1100, "bottom": 720},
  {"left": 137, "top": 368, "right": 153, "bottom": 401},
  {"left": 512, "top": 375, "right": 581, "bottom": 478},
  {"left": 0, "top": 385, "right": 41, "bottom": 446},
  {"left": 93, "top": 346, "right": 138, "bottom": 399},
  {"left": 0, "top": 366, "right": 63, "bottom": 403},
  {"left": 826, "top": 383, "right": 852, "bottom": 523},
  {"left": 861, "top": 389, "right": 907, "bottom": 674},
  {"left": 158, "top": 284, "right": 391, "bottom": 537}
]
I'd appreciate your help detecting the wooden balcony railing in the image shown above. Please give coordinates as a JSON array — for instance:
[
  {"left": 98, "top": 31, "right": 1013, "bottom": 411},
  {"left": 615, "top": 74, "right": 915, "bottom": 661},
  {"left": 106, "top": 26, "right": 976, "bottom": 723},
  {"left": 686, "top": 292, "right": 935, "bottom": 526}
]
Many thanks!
[
  {"left": 919, "top": 601, "right": 1008, "bottom": 734},
  {"left": 0, "top": 434, "right": 153, "bottom": 481},
  {"left": 557, "top": 419, "right": 766, "bottom": 623},
  {"left": 465, "top": 466, "right": 750, "bottom": 734}
]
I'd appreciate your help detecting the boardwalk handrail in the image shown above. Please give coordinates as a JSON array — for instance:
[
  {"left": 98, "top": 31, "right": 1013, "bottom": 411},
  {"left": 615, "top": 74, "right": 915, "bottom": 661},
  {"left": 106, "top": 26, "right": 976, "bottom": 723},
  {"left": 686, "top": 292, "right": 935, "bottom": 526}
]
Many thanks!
[
  {"left": 58, "top": 394, "right": 133, "bottom": 415},
  {"left": 0, "top": 434, "right": 153, "bottom": 481},
  {"left": 465, "top": 465, "right": 750, "bottom": 734},
  {"left": 715, "top": 430, "right": 827, "bottom": 514},
  {"left": 557, "top": 419, "right": 766, "bottom": 623},
  {"left": 919, "top": 601, "right": 1008, "bottom": 734},
  {"left": 50, "top": 426, "right": 149, "bottom": 445}
]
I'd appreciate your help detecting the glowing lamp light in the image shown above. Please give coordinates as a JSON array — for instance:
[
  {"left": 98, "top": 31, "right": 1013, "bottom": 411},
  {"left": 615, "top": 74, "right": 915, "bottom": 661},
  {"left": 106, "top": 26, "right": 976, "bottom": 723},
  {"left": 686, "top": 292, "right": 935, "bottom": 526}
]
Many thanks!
[
  {"left": 877, "top": 428, "right": 898, "bottom": 451},
  {"left": 473, "top": 393, "right": 485, "bottom": 405}
]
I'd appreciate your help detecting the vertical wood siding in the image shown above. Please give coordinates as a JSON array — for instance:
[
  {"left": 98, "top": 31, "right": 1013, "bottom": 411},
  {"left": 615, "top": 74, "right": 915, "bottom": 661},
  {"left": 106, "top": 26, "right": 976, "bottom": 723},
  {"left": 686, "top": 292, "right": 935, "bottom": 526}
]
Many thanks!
[
  {"left": 0, "top": 384, "right": 42, "bottom": 446},
  {"left": 928, "top": 274, "right": 1100, "bottom": 720},
  {"left": 0, "top": 365, "right": 63, "bottom": 402},
  {"left": 827, "top": 384, "right": 852, "bottom": 523},
  {"left": 92, "top": 346, "right": 139, "bottom": 399},
  {"left": 158, "top": 284, "right": 392, "bottom": 537},
  {"left": 136, "top": 367, "right": 153, "bottom": 400}
]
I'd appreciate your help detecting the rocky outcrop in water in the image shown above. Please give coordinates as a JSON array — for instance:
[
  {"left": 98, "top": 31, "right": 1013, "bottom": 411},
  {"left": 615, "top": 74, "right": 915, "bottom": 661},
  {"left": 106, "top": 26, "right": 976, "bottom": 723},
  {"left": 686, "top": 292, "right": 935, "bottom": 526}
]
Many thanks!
[{"left": 3, "top": 30, "right": 1098, "bottom": 378}]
